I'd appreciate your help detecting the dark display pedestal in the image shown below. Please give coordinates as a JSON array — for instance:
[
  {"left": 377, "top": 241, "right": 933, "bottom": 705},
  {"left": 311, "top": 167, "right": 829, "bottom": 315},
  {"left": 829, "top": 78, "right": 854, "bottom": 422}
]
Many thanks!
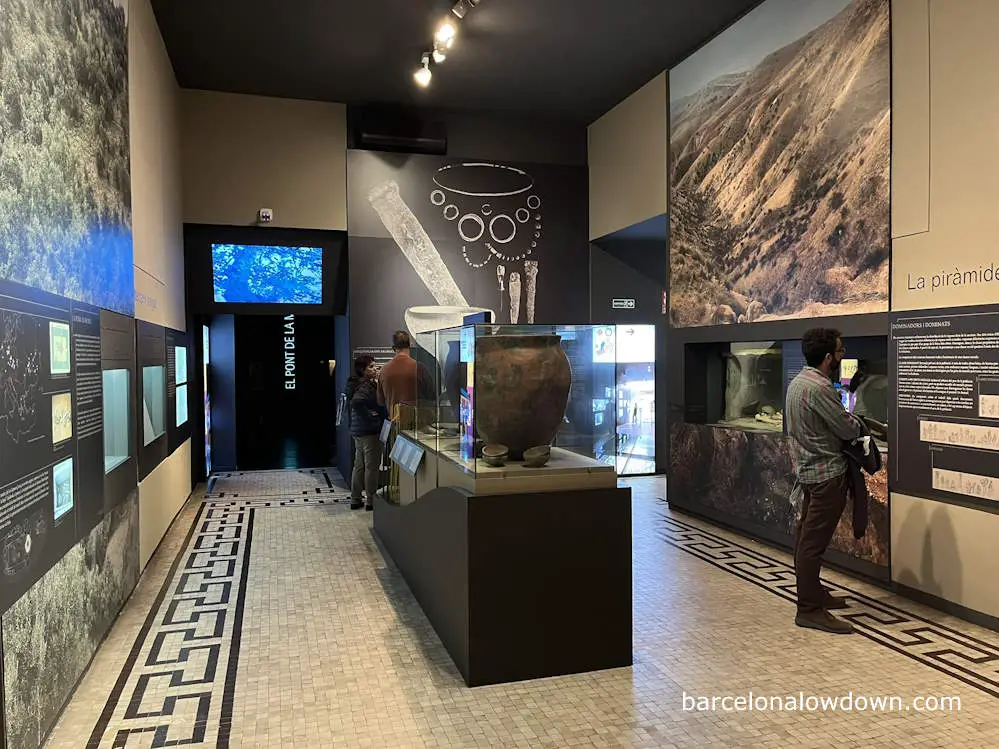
[{"left": 373, "top": 485, "right": 633, "bottom": 687}]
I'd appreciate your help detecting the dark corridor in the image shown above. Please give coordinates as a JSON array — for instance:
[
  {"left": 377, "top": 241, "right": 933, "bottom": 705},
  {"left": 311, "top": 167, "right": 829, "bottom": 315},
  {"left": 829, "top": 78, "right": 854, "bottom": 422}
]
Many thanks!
[{"left": 234, "top": 314, "right": 337, "bottom": 470}]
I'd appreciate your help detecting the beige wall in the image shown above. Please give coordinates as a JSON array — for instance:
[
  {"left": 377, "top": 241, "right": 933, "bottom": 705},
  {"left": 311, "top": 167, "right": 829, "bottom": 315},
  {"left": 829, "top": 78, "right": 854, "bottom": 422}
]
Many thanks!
[
  {"left": 130, "top": 0, "right": 185, "bottom": 330},
  {"left": 139, "top": 442, "right": 193, "bottom": 569},
  {"left": 891, "top": 0, "right": 999, "bottom": 311},
  {"left": 889, "top": 0, "right": 999, "bottom": 616},
  {"left": 181, "top": 91, "right": 347, "bottom": 231},
  {"left": 587, "top": 73, "right": 667, "bottom": 240},
  {"left": 892, "top": 493, "right": 999, "bottom": 619},
  {"left": 130, "top": 0, "right": 192, "bottom": 569}
]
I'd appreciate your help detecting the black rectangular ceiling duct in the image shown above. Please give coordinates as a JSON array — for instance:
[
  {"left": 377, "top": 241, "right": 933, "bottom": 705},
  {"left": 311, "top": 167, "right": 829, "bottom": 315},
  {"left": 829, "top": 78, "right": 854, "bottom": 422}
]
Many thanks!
[{"left": 348, "top": 105, "right": 447, "bottom": 155}]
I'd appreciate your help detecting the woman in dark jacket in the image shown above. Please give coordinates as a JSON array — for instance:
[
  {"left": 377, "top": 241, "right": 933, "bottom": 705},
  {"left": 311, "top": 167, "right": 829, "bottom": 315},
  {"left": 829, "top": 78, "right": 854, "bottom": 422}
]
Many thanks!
[{"left": 346, "top": 355, "right": 386, "bottom": 510}]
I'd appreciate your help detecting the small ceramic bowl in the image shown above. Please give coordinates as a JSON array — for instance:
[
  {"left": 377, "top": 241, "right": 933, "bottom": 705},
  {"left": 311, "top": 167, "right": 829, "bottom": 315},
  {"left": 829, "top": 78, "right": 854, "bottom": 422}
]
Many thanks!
[
  {"left": 481, "top": 444, "right": 509, "bottom": 467},
  {"left": 523, "top": 445, "right": 551, "bottom": 468}
]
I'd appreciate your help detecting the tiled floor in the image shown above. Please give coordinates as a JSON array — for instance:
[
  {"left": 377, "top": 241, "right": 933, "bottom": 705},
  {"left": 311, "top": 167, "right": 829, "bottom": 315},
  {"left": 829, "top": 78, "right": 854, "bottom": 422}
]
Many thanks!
[{"left": 45, "top": 472, "right": 999, "bottom": 748}]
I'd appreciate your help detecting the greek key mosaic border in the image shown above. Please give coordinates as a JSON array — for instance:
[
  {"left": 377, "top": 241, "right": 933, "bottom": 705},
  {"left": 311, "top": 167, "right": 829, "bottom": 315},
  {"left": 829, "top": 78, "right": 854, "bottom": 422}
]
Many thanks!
[
  {"left": 85, "top": 485, "right": 998, "bottom": 747},
  {"left": 658, "top": 505, "right": 999, "bottom": 699},
  {"left": 204, "top": 468, "right": 341, "bottom": 499},
  {"left": 85, "top": 483, "right": 350, "bottom": 749},
  {"left": 86, "top": 502, "right": 247, "bottom": 748}
]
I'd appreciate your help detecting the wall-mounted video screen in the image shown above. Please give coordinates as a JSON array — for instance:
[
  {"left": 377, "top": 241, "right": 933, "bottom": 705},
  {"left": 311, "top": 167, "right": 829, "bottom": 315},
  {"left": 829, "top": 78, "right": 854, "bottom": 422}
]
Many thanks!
[{"left": 211, "top": 244, "right": 323, "bottom": 304}]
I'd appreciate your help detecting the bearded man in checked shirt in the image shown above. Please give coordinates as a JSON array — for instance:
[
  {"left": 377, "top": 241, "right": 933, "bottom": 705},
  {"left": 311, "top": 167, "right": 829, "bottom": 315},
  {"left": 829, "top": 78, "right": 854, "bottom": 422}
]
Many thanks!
[{"left": 785, "top": 328, "right": 862, "bottom": 635}]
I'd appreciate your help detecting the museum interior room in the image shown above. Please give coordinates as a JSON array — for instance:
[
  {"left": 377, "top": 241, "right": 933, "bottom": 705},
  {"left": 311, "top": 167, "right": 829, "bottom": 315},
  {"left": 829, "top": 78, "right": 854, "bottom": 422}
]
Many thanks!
[{"left": 1, "top": 0, "right": 998, "bottom": 747}]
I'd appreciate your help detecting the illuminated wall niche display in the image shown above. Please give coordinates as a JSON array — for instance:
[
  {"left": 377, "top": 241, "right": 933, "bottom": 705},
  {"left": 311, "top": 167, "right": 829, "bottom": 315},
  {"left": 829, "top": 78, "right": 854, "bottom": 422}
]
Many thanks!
[
  {"left": 52, "top": 457, "right": 74, "bottom": 521},
  {"left": 142, "top": 365, "right": 166, "bottom": 446},
  {"left": 103, "top": 369, "right": 129, "bottom": 472},
  {"left": 49, "top": 321, "right": 71, "bottom": 375},
  {"left": 51, "top": 392, "right": 73, "bottom": 444},
  {"left": 175, "top": 345, "right": 189, "bottom": 426}
]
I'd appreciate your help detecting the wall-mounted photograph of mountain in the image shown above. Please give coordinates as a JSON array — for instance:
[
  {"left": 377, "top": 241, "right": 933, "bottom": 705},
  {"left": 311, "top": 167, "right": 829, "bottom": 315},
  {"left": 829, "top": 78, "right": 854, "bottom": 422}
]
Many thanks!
[{"left": 668, "top": 0, "right": 889, "bottom": 327}]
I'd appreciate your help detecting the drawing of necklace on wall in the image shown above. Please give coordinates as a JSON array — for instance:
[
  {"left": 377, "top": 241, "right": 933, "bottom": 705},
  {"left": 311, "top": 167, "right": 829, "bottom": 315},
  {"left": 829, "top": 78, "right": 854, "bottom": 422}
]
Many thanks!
[{"left": 429, "top": 162, "right": 543, "bottom": 270}]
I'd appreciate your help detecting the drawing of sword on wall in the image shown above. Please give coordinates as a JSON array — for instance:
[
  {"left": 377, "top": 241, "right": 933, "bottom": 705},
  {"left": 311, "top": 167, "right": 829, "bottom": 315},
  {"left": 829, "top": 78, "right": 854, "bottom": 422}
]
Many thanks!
[
  {"left": 524, "top": 260, "right": 538, "bottom": 324},
  {"left": 497, "top": 265, "right": 506, "bottom": 314},
  {"left": 367, "top": 180, "right": 491, "bottom": 335},
  {"left": 509, "top": 272, "right": 521, "bottom": 324}
]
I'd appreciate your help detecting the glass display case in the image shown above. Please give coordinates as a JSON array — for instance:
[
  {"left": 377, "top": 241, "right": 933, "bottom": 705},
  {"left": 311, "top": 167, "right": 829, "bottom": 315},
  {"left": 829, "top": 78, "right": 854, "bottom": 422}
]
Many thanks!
[
  {"left": 142, "top": 365, "right": 166, "bottom": 446},
  {"left": 103, "top": 369, "right": 130, "bottom": 472},
  {"left": 175, "top": 345, "right": 188, "bottom": 386},
  {"left": 836, "top": 337, "right": 889, "bottom": 448},
  {"left": 175, "top": 344, "right": 190, "bottom": 427},
  {"left": 684, "top": 336, "right": 888, "bottom": 443},
  {"left": 403, "top": 323, "right": 617, "bottom": 478},
  {"left": 721, "top": 341, "right": 784, "bottom": 432}
]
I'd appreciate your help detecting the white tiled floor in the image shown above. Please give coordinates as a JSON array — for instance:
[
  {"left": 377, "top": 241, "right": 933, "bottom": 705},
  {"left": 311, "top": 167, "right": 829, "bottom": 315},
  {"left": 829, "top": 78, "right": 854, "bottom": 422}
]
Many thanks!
[{"left": 45, "top": 474, "right": 999, "bottom": 748}]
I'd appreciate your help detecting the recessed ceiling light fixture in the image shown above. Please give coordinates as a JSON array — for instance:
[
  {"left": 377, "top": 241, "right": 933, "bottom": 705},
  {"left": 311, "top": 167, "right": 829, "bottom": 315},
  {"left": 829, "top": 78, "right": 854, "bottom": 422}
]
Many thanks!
[{"left": 413, "top": 0, "right": 485, "bottom": 87}]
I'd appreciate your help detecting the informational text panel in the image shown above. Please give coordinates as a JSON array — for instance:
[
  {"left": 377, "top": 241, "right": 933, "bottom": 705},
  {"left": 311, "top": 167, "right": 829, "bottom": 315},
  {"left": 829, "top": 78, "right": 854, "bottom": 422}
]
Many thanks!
[{"left": 892, "top": 306, "right": 999, "bottom": 511}]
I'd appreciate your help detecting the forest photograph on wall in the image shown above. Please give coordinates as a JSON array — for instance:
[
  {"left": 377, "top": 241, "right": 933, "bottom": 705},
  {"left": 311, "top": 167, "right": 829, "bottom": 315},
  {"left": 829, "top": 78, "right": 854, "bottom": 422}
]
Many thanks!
[
  {"left": 0, "top": 0, "right": 132, "bottom": 315},
  {"left": 668, "top": 0, "right": 890, "bottom": 327}
]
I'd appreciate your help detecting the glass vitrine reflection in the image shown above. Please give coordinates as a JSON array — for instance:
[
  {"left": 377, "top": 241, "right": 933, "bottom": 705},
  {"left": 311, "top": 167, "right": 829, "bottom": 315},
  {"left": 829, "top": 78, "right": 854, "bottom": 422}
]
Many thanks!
[
  {"left": 142, "top": 365, "right": 166, "bottom": 446},
  {"left": 103, "top": 369, "right": 130, "bottom": 472}
]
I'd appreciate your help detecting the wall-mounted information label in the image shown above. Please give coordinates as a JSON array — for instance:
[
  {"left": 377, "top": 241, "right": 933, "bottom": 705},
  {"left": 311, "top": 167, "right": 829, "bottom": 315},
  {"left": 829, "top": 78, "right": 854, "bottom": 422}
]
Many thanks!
[
  {"left": 932, "top": 468, "right": 999, "bottom": 502},
  {"left": 389, "top": 435, "right": 424, "bottom": 476},
  {"left": 892, "top": 307, "right": 999, "bottom": 509},
  {"left": 612, "top": 298, "right": 636, "bottom": 309},
  {"left": 919, "top": 420, "right": 999, "bottom": 450},
  {"left": 0, "top": 278, "right": 104, "bottom": 610}
]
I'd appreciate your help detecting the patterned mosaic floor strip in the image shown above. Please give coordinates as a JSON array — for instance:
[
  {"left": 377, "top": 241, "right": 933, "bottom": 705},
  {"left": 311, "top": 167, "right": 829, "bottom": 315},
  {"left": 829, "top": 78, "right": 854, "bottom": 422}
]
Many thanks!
[
  {"left": 86, "top": 502, "right": 247, "bottom": 748},
  {"left": 204, "top": 468, "right": 340, "bottom": 499},
  {"left": 84, "top": 480, "right": 347, "bottom": 749},
  {"left": 658, "top": 506, "right": 999, "bottom": 699},
  {"left": 81, "top": 478, "right": 997, "bottom": 748}
]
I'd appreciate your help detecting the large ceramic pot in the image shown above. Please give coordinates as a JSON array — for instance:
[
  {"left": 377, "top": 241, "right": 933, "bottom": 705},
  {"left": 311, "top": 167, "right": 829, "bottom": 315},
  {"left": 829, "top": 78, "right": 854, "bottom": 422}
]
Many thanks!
[{"left": 474, "top": 334, "right": 571, "bottom": 460}]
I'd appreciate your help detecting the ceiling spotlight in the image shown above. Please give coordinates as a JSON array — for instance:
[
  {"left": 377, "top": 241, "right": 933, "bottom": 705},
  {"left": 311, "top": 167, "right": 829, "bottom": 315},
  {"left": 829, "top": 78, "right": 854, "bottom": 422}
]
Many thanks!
[
  {"left": 435, "top": 20, "right": 457, "bottom": 48},
  {"left": 433, "top": 49, "right": 447, "bottom": 64},
  {"left": 414, "top": 54, "right": 432, "bottom": 87},
  {"left": 451, "top": 0, "right": 482, "bottom": 20}
]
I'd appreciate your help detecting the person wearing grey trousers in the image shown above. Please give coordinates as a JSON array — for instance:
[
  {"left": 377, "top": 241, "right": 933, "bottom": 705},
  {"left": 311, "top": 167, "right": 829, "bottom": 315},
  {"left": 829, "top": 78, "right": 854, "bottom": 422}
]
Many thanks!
[{"left": 346, "top": 355, "right": 386, "bottom": 510}]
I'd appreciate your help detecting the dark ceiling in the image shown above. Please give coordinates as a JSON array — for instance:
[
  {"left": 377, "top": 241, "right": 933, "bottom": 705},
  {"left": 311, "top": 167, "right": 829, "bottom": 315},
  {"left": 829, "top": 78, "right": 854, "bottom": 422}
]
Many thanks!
[{"left": 151, "top": 0, "right": 761, "bottom": 124}]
